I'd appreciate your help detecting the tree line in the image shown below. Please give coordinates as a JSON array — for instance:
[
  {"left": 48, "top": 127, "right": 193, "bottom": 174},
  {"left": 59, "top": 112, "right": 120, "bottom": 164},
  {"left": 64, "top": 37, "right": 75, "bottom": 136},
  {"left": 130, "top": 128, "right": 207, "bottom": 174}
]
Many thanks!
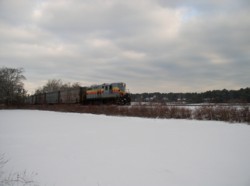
[
  {"left": 1, "top": 67, "right": 249, "bottom": 104},
  {"left": 131, "top": 88, "right": 250, "bottom": 103},
  {"left": 35, "top": 79, "right": 80, "bottom": 94}
]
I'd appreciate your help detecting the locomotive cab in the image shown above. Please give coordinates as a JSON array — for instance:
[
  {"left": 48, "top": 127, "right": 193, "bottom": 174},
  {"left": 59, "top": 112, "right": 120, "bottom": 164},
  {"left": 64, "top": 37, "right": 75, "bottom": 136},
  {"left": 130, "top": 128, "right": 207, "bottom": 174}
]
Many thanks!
[
  {"left": 112, "top": 82, "right": 131, "bottom": 105},
  {"left": 86, "top": 82, "right": 131, "bottom": 105}
]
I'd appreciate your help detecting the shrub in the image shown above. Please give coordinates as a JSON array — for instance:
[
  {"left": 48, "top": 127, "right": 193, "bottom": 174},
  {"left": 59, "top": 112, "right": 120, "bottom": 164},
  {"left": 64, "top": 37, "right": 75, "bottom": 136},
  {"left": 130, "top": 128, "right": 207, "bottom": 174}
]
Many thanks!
[
  {"left": 6, "top": 104, "right": 250, "bottom": 124},
  {"left": 0, "top": 154, "right": 39, "bottom": 186}
]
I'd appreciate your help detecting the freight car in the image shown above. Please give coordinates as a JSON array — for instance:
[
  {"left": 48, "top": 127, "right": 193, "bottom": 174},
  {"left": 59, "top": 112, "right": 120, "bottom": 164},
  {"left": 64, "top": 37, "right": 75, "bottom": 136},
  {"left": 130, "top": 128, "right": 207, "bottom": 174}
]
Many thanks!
[{"left": 26, "top": 82, "right": 131, "bottom": 105}]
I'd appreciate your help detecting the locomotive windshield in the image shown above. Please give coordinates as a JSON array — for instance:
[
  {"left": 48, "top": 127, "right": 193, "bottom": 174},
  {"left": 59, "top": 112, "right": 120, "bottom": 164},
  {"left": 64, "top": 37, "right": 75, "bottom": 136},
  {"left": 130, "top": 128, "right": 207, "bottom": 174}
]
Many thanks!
[{"left": 117, "top": 83, "right": 126, "bottom": 92}]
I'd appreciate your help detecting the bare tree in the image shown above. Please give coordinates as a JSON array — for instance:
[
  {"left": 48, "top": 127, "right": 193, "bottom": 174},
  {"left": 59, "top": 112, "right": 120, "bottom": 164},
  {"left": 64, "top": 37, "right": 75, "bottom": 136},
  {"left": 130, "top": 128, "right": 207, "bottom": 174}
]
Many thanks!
[
  {"left": 35, "top": 79, "right": 81, "bottom": 93},
  {"left": 71, "top": 82, "right": 81, "bottom": 88},
  {"left": 42, "top": 79, "right": 63, "bottom": 92},
  {"left": 0, "top": 67, "right": 26, "bottom": 104}
]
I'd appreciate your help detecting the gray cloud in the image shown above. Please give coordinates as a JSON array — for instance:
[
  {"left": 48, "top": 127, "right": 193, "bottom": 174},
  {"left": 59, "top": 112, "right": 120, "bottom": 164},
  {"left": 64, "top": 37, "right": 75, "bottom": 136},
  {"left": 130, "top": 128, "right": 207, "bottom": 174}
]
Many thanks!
[{"left": 0, "top": 0, "right": 249, "bottom": 93}]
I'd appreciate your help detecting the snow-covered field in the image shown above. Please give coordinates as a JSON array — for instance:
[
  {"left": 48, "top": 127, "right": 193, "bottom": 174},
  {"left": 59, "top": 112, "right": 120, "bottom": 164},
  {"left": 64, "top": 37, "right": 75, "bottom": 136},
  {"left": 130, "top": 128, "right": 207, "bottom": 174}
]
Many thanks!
[{"left": 1, "top": 110, "right": 250, "bottom": 186}]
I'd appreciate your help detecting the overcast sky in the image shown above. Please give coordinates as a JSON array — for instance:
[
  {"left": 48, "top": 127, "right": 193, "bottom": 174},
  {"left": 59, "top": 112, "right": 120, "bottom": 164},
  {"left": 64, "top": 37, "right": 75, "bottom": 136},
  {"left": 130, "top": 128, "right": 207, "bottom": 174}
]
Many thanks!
[{"left": 0, "top": 0, "right": 249, "bottom": 93}]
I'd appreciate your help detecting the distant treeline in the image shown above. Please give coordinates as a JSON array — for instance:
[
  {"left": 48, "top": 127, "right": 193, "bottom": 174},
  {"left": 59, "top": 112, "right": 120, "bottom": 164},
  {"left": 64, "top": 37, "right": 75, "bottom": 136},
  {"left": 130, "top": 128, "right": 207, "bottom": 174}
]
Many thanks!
[{"left": 131, "top": 88, "right": 250, "bottom": 103}]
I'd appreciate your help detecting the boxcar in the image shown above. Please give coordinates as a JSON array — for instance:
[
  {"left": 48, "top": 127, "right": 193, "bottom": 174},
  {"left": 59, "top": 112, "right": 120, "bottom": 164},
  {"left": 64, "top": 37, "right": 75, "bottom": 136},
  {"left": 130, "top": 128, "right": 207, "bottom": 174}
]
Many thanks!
[
  {"left": 60, "top": 87, "right": 81, "bottom": 103},
  {"left": 35, "top": 93, "right": 46, "bottom": 104},
  {"left": 46, "top": 91, "right": 60, "bottom": 104}
]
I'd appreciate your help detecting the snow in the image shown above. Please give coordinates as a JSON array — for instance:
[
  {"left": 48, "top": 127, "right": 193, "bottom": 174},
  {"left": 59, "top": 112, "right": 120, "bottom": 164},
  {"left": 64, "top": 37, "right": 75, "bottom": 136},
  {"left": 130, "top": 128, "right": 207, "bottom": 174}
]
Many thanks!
[{"left": 1, "top": 110, "right": 250, "bottom": 186}]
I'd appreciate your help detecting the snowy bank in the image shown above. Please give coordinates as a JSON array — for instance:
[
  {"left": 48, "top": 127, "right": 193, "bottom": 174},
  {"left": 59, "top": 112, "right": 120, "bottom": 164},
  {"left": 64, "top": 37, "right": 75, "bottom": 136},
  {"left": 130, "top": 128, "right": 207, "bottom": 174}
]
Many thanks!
[{"left": 1, "top": 110, "right": 250, "bottom": 186}]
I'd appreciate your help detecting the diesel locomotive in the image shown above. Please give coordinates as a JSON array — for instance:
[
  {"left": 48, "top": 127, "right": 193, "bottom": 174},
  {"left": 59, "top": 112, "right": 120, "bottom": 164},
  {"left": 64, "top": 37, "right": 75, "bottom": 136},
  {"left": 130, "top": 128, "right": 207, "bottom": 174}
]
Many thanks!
[{"left": 26, "top": 82, "right": 131, "bottom": 105}]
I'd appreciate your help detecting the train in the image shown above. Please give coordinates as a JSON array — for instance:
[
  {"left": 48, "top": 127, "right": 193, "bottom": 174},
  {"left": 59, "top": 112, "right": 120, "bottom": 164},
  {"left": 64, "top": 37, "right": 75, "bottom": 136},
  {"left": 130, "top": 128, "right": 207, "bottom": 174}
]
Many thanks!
[{"left": 26, "top": 82, "right": 131, "bottom": 105}]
